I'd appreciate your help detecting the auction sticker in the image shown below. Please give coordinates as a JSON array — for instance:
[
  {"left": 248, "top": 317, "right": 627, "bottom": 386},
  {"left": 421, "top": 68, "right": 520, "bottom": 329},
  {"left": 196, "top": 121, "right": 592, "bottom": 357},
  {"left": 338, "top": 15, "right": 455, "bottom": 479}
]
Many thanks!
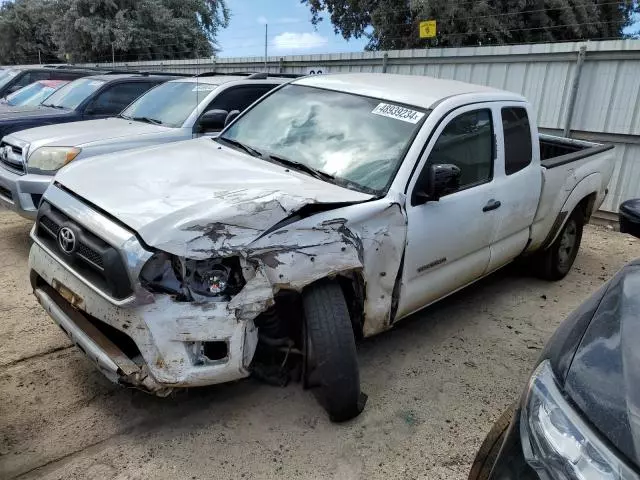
[
  {"left": 192, "top": 85, "right": 216, "bottom": 92},
  {"left": 372, "top": 103, "right": 425, "bottom": 124}
]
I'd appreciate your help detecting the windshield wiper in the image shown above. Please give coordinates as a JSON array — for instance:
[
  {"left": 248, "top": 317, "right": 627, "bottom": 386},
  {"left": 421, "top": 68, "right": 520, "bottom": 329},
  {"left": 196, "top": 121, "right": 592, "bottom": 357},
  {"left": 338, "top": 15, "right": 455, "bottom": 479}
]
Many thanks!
[
  {"left": 217, "top": 137, "right": 263, "bottom": 158},
  {"left": 131, "top": 116, "right": 163, "bottom": 125},
  {"left": 267, "top": 154, "right": 336, "bottom": 183},
  {"left": 42, "top": 104, "right": 66, "bottom": 109}
]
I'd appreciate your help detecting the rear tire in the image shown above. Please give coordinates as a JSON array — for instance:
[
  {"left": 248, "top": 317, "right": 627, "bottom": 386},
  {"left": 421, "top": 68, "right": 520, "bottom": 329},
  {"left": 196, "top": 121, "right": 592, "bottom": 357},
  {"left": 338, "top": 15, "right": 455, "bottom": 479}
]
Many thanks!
[
  {"left": 302, "top": 280, "right": 366, "bottom": 422},
  {"left": 534, "top": 208, "right": 584, "bottom": 280},
  {"left": 468, "top": 404, "right": 515, "bottom": 480}
]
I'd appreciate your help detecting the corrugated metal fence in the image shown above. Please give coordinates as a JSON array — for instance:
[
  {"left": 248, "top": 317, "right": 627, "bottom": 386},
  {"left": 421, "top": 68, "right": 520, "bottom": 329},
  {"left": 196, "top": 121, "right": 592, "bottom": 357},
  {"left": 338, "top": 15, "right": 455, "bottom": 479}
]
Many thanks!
[{"left": 82, "top": 40, "right": 640, "bottom": 214}]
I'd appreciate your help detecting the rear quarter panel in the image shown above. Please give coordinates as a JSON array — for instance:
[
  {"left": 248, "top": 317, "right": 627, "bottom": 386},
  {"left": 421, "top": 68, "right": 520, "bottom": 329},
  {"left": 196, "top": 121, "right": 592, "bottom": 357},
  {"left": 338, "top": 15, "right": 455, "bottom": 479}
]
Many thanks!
[{"left": 527, "top": 147, "right": 615, "bottom": 252}]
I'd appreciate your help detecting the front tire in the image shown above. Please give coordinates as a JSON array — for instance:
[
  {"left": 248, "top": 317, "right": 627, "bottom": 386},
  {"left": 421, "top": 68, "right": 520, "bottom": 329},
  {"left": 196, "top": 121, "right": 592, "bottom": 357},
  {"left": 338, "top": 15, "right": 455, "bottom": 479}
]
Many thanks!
[
  {"left": 469, "top": 404, "right": 515, "bottom": 480},
  {"left": 302, "top": 280, "right": 366, "bottom": 422},
  {"left": 534, "top": 208, "right": 584, "bottom": 280}
]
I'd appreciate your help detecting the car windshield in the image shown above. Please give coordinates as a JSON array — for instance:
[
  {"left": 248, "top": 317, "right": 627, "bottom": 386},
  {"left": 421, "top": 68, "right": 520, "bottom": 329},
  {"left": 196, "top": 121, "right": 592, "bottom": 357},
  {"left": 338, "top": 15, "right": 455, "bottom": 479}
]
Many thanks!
[
  {"left": 42, "top": 78, "right": 105, "bottom": 110},
  {"left": 219, "top": 84, "right": 428, "bottom": 194},
  {"left": 120, "top": 81, "right": 216, "bottom": 127},
  {"left": 0, "top": 69, "right": 19, "bottom": 90},
  {"left": 6, "top": 82, "right": 61, "bottom": 106}
]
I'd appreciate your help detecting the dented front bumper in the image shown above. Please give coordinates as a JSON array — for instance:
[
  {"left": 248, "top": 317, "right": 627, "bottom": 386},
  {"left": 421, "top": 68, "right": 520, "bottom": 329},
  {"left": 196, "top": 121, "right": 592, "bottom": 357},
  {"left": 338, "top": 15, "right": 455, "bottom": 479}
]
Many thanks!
[{"left": 29, "top": 240, "right": 270, "bottom": 393}]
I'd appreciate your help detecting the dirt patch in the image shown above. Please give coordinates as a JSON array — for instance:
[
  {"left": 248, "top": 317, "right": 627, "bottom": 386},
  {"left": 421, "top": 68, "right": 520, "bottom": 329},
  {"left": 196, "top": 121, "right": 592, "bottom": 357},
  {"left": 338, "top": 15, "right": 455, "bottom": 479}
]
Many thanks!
[{"left": 1, "top": 209, "right": 638, "bottom": 480}]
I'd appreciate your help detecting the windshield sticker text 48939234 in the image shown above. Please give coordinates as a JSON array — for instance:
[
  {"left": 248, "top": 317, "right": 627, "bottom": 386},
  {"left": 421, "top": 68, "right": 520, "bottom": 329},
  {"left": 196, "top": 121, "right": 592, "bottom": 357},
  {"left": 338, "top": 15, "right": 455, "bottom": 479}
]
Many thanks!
[{"left": 371, "top": 103, "right": 425, "bottom": 124}]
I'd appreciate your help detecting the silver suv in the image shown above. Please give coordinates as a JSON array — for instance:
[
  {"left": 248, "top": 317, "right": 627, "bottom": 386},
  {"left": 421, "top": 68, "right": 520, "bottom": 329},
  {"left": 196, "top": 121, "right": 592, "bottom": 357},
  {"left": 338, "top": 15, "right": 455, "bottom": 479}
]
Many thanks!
[{"left": 0, "top": 73, "right": 290, "bottom": 219}]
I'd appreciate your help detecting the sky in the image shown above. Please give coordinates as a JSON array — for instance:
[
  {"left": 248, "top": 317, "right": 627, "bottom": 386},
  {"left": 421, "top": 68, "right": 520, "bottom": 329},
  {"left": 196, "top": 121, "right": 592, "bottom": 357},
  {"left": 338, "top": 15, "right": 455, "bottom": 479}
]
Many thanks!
[{"left": 216, "top": 0, "right": 368, "bottom": 58}]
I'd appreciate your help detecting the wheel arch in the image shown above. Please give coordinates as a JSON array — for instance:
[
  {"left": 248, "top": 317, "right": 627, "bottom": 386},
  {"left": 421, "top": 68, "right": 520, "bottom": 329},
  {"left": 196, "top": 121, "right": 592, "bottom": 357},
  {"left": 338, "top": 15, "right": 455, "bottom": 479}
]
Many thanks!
[{"left": 540, "top": 173, "right": 601, "bottom": 251}]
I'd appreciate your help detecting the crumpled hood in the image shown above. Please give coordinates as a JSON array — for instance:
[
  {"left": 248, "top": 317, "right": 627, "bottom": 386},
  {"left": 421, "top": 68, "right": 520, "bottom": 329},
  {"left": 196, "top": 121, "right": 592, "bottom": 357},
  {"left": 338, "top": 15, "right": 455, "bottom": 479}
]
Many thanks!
[
  {"left": 11, "top": 117, "right": 174, "bottom": 149},
  {"left": 564, "top": 260, "right": 640, "bottom": 468},
  {"left": 55, "top": 137, "right": 372, "bottom": 258}
]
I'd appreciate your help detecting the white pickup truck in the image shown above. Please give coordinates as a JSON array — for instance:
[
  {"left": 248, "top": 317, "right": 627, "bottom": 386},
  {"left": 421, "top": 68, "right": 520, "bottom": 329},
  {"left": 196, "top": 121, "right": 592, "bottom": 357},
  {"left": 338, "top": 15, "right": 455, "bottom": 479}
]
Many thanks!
[{"left": 28, "top": 73, "right": 614, "bottom": 421}]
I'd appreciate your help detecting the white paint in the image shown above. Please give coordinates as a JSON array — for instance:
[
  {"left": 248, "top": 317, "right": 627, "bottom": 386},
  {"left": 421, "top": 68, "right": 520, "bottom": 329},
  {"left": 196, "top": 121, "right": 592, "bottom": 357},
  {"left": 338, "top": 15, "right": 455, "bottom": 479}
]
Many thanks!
[{"left": 30, "top": 73, "right": 615, "bottom": 392}]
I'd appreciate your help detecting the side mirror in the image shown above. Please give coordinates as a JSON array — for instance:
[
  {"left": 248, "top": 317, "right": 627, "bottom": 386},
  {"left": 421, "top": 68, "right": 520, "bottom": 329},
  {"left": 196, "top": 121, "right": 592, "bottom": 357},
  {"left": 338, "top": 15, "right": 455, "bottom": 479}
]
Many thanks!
[
  {"left": 198, "top": 109, "right": 228, "bottom": 132},
  {"left": 225, "top": 109, "right": 240, "bottom": 127},
  {"left": 413, "top": 163, "right": 461, "bottom": 205},
  {"left": 619, "top": 199, "right": 640, "bottom": 239}
]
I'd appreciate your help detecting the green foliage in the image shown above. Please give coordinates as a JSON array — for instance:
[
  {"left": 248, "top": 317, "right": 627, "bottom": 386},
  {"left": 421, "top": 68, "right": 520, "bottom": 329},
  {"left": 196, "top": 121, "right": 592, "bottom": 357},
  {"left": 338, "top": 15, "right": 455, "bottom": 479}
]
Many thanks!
[
  {"left": 302, "top": 0, "right": 640, "bottom": 50},
  {"left": 0, "top": 0, "right": 230, "bottom": 64},
  {"left": 0, "top": 0, "right": 59, "bottom": 64}
]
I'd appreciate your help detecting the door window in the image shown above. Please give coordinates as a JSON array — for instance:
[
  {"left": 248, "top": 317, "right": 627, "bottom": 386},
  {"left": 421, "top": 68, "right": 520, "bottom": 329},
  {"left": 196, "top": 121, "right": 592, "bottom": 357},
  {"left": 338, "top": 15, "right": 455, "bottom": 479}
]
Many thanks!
[
  {"left": 88, "top": 82, "right": 154, "bottom": 115},
  {"left": 424, "top": 109, "right": 494, "bottom": 193},
  {"left": 205, "top": 85, "right": 276, "bottom": 113},
  {"left": 502, "top": 107, "right": 532, "bottom": 175}
]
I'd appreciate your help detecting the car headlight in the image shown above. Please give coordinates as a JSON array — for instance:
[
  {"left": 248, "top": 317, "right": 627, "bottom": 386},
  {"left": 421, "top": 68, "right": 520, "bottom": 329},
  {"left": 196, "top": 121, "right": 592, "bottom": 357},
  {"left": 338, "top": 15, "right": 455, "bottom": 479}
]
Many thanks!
[
  {"left": 139, "top": 252, "right": 246, "bottom": 301},
  {"left": 521, "top": 360, "right": 639, "bottom": 480},
  {"left": 27, "top": 146, "right": 81, "bottom": 173}
]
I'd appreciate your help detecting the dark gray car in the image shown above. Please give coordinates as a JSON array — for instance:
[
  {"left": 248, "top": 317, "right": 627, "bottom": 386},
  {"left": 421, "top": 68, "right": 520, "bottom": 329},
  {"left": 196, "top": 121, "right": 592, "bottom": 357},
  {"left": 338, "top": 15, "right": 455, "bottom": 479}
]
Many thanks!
[{"left": 469, "top": 198, "right": 640, "bottom": 480}]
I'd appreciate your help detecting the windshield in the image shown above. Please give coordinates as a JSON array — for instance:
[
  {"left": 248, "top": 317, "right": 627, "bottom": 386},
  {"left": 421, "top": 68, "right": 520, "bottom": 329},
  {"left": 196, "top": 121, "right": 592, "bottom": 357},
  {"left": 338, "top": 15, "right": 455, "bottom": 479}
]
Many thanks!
[
  {"left": 0, "top": 69, "right": 19, "bottom": 90},
  {"left": 121, "top": 81, "right": 215, "bottom": 127},
  {"left": 6, "top": 82, "right": 61, "bottom": 106},
  {"left": 42, "top": 78, "right": 105, "bottom": 110},
  {"left": 220, "top": 84, "right": 427, "bottom": 193}
]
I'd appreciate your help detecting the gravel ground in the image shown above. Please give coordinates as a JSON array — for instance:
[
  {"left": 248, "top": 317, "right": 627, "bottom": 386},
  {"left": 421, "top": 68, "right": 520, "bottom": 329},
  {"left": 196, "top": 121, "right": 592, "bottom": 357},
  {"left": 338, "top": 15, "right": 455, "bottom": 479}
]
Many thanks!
[{"left": 1, "top": 210, "right": 639, "bottom": 480}]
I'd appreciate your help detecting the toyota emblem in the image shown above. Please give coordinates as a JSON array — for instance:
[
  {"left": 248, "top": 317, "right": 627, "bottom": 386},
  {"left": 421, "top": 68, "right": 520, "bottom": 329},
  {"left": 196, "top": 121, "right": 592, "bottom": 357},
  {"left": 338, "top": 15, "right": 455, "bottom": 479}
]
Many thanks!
[{"left": 58, "top": 226, "right": 76, "bottom": 254}]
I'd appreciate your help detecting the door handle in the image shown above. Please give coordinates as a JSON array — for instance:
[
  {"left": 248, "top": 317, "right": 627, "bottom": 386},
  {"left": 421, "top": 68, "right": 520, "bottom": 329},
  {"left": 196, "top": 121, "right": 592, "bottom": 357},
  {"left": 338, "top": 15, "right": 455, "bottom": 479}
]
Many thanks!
[{"left": 482, "top": 199, "right": 501, "bottom": 212}]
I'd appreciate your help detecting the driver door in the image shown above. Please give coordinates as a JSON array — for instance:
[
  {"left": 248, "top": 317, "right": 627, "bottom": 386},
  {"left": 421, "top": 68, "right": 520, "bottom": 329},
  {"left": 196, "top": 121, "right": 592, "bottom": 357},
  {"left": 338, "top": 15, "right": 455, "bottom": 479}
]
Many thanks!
[{"left": 396, "top": 104, "right": 501, "bottom": 320}]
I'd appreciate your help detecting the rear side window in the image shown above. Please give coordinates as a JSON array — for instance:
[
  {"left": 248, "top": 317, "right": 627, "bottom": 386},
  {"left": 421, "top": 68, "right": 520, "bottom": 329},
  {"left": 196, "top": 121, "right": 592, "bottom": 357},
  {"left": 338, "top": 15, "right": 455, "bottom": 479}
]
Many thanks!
[
  {"left": 427, "top": 109, "right": 494, "bottom": 191},
  {"left": 88, "top": 82, "right": 154, "bottom": 115},
  {"left": 502, "top": 107, "right": 532, "bottom": 175},
  {"left": 205, "top": 85, "right": 276, "bottom": 113}
]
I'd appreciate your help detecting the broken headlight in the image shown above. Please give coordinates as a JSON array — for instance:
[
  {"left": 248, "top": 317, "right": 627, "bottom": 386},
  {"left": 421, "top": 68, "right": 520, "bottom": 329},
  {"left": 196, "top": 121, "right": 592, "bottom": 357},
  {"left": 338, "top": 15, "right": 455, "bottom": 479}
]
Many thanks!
[{"left": 140, "top": 252, "right": 246, "bottom": 301}]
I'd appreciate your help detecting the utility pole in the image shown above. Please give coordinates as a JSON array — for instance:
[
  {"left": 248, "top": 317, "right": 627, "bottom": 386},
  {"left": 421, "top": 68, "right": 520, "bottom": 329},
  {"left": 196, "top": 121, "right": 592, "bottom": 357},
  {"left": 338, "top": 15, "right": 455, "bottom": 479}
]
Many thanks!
[
  {"left": 264, "top": 23, "right": 268, "bottom": 71},
  {"left": 38, "top": 49, "right": 41, "bottom": 65},
  {"left": 112, "top": 44, "right": 115, "bottom": 66}
]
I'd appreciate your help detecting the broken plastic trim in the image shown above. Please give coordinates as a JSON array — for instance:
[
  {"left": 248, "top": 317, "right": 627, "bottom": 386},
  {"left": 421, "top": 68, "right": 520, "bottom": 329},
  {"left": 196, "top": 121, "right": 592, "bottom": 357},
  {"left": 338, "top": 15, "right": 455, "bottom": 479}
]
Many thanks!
[{"left": 139, "top": 252, "right": 246, "bottom": 302}]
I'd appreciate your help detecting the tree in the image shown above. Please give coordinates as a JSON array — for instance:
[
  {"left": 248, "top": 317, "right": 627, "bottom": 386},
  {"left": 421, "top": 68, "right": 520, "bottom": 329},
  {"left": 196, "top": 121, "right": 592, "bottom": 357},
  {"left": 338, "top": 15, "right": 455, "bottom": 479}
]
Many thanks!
[
  {"left": 0, "top": 0, "right": 230, "bottom": 64},
  {"left": 51, "top": 0, "right": 230, "bottom": 62},
  {"left": 302, "top": 0, "right": 640, "bottom": 50},
  {"left": 0, "top": 0, "right": 59, "bottom": 64}
]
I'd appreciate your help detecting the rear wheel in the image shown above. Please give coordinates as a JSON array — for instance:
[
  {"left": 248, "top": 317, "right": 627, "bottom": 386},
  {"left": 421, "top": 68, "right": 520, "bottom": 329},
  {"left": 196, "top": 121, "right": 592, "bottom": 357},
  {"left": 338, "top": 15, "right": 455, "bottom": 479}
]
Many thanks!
[
  {"left": 534, "top": 208, "right": 584, "bottom": 280},
  {"left": 468, "top": 404, "right": 515, "bottom": 480},
  {"left": 302, "top": 280, "right": 366, "bottom": 422}
]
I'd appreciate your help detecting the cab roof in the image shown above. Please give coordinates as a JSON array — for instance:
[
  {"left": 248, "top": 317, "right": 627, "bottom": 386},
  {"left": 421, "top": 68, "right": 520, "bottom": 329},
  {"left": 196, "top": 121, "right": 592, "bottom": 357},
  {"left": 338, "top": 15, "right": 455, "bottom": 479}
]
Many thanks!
[
  {"left": 293, "top": 73, "right": 526, "bottom": 109},
  {"left": 170, "top": 75, "right": 290, "bottom": 85}
]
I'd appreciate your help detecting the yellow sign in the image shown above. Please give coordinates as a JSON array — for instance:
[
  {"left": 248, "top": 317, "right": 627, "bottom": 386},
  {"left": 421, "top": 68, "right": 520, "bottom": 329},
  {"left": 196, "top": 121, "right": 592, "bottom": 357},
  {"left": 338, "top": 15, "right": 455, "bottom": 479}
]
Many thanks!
[{"left": 419, "top": 20, "right": 437, "bottom": 39}]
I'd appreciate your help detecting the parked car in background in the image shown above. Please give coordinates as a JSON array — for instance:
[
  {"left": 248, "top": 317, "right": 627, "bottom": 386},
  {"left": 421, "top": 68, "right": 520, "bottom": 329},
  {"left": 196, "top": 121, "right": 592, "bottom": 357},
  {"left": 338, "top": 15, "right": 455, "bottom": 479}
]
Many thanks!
[
  {"left": 0, "top": 66, "right": 92, "bottom": 98},
  {"left": 0, "top": 73, "right": 288, "bottom": 219},
  {"left": 27, "top": 73, "right": 614, "bottom": 421},
  {"left": 469, "top": 198, "right": 640, "bottom": 480},
  {"left": 0, "top": 80, "right": 68, "bottom": 111},
  {"left": 0, "top": 73, "right": 181, "bottom": 139}
]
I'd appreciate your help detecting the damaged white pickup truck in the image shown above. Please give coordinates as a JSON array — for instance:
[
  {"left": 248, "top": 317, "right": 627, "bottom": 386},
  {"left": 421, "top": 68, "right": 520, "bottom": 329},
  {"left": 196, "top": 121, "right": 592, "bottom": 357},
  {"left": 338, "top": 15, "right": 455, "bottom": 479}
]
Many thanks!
[{"left": 29, "top": 73, "right": 614, "bottom": 421}]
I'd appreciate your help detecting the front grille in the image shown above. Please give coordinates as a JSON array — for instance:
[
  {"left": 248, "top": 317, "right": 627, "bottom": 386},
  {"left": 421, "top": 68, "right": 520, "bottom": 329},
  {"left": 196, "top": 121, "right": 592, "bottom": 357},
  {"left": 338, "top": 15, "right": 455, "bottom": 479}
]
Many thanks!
[
  {"left": 0, "top": 185, "right": 12, "bottom": 201},
  {"left": 36, "top": 201, "right": 132, "bottom": 299},
  {"left": 0, "top": 141, "right": 25, "bottom": 174}
]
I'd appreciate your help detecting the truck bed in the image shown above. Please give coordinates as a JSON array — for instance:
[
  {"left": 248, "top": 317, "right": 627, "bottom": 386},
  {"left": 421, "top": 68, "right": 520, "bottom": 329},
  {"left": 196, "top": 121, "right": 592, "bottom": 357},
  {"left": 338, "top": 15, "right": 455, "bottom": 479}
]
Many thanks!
[
  {"left": 526, "top": 134, "right": 615, "bottom": 253},
  {"left": 540, "top": 134, "right": 614, "bottom": 169}
]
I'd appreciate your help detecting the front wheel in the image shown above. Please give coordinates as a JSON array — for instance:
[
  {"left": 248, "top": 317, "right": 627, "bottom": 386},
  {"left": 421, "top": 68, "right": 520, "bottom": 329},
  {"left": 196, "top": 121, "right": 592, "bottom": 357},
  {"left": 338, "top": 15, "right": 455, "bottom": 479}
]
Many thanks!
[
  {"left": 469, "top": 404, "right": 515, "bottom": 480},
  {"left": 534, "top": 208, "right": 584, "bottom": 280},
  {"left": 302, "top": 280, "right": 367, "bottom": 422}
]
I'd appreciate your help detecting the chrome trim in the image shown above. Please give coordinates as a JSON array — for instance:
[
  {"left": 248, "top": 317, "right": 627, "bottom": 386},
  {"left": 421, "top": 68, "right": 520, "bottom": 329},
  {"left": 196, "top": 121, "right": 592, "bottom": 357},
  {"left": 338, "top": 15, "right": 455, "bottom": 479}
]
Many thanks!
[
  {"left": 34, "top": 288, "right": 120, "bottom": 377},
  {"left": 76, "top": 252, "right": 105, "bottom": 272},
  {"left": 42, "top": 184, "right": 154, "bottom": 301},
  {"left": 30, "top": 226, "right": 137, "bottom": 307}
]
